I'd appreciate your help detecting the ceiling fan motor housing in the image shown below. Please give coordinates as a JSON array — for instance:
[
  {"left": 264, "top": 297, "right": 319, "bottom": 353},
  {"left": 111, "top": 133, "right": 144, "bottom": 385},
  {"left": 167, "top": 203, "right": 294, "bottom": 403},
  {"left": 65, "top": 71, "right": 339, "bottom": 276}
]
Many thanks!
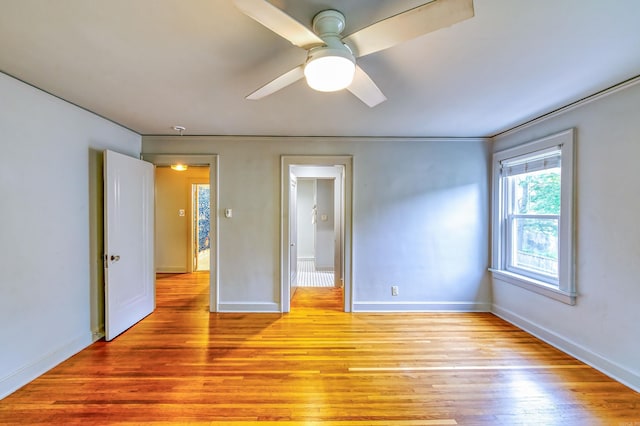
[
  {"left": 313, "top": 10, "right": 346, "bottom": 38},
  {"left": 311, "top": 10, "right": 351, "bottom": 50}
]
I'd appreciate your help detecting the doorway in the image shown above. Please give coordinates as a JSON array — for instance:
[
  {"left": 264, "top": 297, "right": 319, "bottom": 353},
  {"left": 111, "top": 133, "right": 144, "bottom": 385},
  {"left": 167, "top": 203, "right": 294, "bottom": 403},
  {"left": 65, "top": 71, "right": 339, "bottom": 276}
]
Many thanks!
[
  {"left": 192, "top": 183, "right": 210, "bottom": 272},
  {"left": 296, "top": 178, "right": 336, "bottom": 287},
  {"left": 281, "top": 156, "right": 353, "bottom": 313},
  {"left": 142, "top": 154, "right": 219, "bottom": 312},
  {"left": 154, "top": 166, "right": 209, "bottom": 274}
]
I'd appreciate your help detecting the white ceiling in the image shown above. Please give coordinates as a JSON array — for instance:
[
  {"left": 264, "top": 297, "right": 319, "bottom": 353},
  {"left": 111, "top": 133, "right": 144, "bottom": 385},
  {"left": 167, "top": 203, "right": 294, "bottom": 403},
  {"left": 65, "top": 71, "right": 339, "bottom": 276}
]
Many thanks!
[{"left": 1, "top": 0, "right": 639, "bottom": 137}]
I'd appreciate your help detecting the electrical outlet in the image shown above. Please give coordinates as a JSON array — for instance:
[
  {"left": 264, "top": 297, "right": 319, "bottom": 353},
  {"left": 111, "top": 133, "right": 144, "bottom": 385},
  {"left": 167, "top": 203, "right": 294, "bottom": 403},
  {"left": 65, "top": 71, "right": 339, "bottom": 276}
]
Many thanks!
[{"left": 391, "top": 285, "right": 399, "bottom": 296}]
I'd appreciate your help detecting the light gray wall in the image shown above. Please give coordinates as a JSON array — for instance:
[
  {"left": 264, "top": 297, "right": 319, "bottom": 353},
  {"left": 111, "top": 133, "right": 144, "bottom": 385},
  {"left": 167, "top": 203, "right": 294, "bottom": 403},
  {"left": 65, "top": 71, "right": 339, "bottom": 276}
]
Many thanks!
[
  {"left": 0, "top": 73, "right": 141, "bottom": 398},
  {"left": 142, "top": 136, "right": 492, "bottom": 312},
  {"left": 296, "top": 179, "right": 315, "bottom": 260},
  {"left": 315, "top": 179, "right": 334, "bottom": 270},
  {"left": 155, "top": 167, "right": 189, "bottom": 272},
  {"left": 491, "top": 80, "right": 640, "bottom": 391}
]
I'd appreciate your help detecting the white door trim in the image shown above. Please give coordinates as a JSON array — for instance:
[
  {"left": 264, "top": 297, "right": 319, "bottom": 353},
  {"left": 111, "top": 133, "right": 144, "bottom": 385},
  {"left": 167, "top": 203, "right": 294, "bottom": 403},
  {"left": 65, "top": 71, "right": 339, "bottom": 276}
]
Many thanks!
[
  {"left": 142, "top": 154, "right": 219, "bottom": 312},
  {"left": 281, "top": 156, "right": 353, "bottom": 313}
]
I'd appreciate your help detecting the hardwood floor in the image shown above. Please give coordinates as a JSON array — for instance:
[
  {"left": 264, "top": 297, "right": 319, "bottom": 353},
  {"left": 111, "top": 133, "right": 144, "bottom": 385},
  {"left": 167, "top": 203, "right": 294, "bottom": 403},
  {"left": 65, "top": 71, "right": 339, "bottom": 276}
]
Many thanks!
[
  {"left": 291, "top": 286, "right": 343, "bottom": 310},
  {"left": 1, "top": 273, "right": 639, "bottom": 425}
]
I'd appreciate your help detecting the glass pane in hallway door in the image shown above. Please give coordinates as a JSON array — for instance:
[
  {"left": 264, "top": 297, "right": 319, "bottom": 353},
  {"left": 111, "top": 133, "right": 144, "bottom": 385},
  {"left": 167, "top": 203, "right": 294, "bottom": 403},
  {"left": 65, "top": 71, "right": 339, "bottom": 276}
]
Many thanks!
[{"left": 194, "top": 184, "right": 210, "bottom": 271}]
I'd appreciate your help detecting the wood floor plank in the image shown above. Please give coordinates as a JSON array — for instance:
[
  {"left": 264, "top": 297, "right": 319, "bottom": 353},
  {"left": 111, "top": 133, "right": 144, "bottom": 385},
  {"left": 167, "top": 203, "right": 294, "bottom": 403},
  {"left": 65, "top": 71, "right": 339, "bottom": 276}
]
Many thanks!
[{"left": 1, "top": 273, "right": 639, "bottom": 425}]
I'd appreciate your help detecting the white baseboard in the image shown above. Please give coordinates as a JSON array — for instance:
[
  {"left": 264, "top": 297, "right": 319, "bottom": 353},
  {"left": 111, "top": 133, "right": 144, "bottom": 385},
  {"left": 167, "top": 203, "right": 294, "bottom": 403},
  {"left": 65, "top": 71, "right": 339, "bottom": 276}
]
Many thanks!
[
  {"left": 156, "top": 267, "right": 187, "bottom": 273},
  {"left": 353, "top": 301, "right": 491, "bottom": 312},
  {"left": 217, "top": 302, "right": 280, "bottom": 313},
  {"left": 492, "top": 304, "right": 640, "bottom": 393},
  {"left": 0, "top": 332, "right": 93, "bottom": 400}
]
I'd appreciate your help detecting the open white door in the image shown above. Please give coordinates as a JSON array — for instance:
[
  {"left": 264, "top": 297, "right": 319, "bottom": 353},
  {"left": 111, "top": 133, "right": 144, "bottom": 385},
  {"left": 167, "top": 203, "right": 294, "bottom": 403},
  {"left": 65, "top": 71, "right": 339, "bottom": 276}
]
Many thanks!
[
  {"left": 289, "top": 174, "right": 298, "bottom": 298},
  {"left": 104, "top": 150, "right": 155, "bottom": 341}
]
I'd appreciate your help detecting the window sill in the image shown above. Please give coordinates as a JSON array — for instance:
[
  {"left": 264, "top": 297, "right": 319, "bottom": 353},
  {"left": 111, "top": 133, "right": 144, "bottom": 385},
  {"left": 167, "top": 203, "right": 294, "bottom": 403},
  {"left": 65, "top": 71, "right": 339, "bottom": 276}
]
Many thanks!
[{"left": 489, "top": 268, "right": 576, "bottom": 305}]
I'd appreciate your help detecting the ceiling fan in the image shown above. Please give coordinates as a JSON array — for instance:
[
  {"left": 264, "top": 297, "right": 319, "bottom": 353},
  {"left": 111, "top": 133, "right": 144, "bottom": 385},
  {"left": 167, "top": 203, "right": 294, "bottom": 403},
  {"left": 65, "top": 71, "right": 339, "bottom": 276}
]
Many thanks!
[{"left": 234, "top": 0, "right": 474, "bottom": 107}]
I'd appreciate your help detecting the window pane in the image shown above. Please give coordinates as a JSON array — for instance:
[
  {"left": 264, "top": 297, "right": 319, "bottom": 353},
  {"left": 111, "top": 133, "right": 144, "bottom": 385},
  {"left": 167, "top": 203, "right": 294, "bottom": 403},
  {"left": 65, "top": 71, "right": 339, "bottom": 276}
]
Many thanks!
[
  {"left": 510, "top": 217, "right": 558, "bottom": 277},
  {"left": 510, "top": 168, "right": 561, "bottom": 215}
]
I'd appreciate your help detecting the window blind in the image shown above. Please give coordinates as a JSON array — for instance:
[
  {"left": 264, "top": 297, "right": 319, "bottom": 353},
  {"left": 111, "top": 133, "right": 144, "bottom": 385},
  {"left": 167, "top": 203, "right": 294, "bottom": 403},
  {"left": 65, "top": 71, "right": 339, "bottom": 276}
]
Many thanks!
[{"left": 501, "top": 146, "right": 561, "bottom": 177}]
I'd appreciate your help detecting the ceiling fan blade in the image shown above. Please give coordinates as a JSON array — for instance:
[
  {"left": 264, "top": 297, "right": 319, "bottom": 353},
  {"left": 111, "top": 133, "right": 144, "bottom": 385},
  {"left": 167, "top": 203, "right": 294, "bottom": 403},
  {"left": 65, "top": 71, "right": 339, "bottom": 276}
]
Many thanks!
[
  {"left": 342, "top": 0, "right": 474, "bottom": 58},
  {"left": 246, "top": 65, "right": 305, "bottom": 100},
  {"left": 348, "top": 65, "right": 387, "bottom": 107},
  {"left": 233, "top": 0, "right": 324, "bottom": 49}
]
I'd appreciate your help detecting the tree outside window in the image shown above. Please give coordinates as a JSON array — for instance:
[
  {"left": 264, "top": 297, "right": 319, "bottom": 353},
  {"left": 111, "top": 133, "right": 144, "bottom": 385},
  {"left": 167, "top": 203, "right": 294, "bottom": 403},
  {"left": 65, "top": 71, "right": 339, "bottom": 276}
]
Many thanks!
[{"left": 508, "top": 168, "right": 561, "bottom": 278}]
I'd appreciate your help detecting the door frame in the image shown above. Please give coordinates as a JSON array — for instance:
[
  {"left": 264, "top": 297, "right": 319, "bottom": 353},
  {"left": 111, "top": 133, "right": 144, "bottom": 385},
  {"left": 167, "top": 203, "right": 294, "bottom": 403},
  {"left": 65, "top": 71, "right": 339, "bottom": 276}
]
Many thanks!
[
  {"left": 281, "top": 155, "right": 353, "bottom": 312},
  {"left": 142, "top": 154, "right": 219, "bottom": 312}
]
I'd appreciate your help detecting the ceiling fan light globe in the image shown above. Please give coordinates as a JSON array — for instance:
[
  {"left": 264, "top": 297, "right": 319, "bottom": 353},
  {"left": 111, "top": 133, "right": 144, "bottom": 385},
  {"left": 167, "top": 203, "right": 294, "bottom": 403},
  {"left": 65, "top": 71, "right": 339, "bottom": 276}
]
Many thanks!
[{"left": 304, "top": 51, "right": 355, "bottom": 92}]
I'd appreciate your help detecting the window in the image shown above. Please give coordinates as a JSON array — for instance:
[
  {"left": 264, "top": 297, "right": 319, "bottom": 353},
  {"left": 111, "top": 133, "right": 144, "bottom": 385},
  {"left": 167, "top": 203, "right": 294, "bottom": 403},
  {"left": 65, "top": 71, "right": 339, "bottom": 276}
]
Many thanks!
[{"left": 491, "top": 129, "right": 575, "bottom": 304}]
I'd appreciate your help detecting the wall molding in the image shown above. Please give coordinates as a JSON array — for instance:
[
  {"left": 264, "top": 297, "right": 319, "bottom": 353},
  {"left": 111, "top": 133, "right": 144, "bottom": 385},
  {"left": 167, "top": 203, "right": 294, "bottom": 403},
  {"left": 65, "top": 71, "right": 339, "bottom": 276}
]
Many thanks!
[
  {"left": 353, "top": 301, "right": 491, "bottom": 312},
  {"left": 492, "top": 304, "right": 640, "bottom": 393},
  {"left": 217, "top": 302, "right": 280, "bottom": 313},
  {"left": 493, "top": 75, "right": 640, "bottom": 139},
  {"left": 0, "top": 332, "right": 93, "bottom": 400},
  {"left": 143, "top": 135, "right": 488, "bottom": 144}
]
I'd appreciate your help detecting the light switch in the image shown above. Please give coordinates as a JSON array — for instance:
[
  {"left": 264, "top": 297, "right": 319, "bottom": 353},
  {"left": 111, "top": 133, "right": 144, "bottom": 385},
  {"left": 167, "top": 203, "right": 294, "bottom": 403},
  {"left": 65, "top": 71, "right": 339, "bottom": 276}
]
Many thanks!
[
  {"left": 178, "top": 209, "right": 185, "bottom": 217},
  {"left": 224, "top": 208, "right": 233, "bottom": 218}
]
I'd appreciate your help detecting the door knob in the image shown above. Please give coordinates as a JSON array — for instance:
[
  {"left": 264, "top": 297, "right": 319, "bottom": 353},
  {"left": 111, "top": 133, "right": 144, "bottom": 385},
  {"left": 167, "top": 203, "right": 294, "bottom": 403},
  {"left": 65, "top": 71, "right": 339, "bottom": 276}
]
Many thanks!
[{"left": 110, "top": 255, "right": 120, "bottom": 262}]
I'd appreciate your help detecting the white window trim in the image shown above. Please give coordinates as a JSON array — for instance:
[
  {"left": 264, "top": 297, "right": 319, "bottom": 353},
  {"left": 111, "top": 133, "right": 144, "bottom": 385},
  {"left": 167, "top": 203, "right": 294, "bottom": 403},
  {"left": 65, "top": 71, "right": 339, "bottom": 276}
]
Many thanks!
[{"left": 491, "top": 129, "right": 576, "bottom": 305}]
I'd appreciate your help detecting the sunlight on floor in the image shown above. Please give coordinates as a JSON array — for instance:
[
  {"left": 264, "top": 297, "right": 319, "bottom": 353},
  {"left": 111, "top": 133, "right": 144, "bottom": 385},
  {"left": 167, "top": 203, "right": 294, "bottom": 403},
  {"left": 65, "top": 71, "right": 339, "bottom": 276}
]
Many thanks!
[{"left": 197, "top": 248, "right": 209, "bottom": 271}]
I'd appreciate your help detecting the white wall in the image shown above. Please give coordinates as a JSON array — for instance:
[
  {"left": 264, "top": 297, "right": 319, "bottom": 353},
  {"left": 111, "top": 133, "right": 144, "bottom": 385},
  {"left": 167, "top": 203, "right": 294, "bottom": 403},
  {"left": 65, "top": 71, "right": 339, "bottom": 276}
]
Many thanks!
[
  {"left": 491, "top": 80, "right": 640, "bottom": 391},
  {"left": 296, "top": 179, "right": 315, "bottom": 260},
  {"left": 142, "top": 136, "right": 492, "bottom": 312},
  {"left": 315, "top": 179, "right": 334, "bottom": 270},
  {"left": 0, "top": 73, "right": 141, "bottom": 398}
]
